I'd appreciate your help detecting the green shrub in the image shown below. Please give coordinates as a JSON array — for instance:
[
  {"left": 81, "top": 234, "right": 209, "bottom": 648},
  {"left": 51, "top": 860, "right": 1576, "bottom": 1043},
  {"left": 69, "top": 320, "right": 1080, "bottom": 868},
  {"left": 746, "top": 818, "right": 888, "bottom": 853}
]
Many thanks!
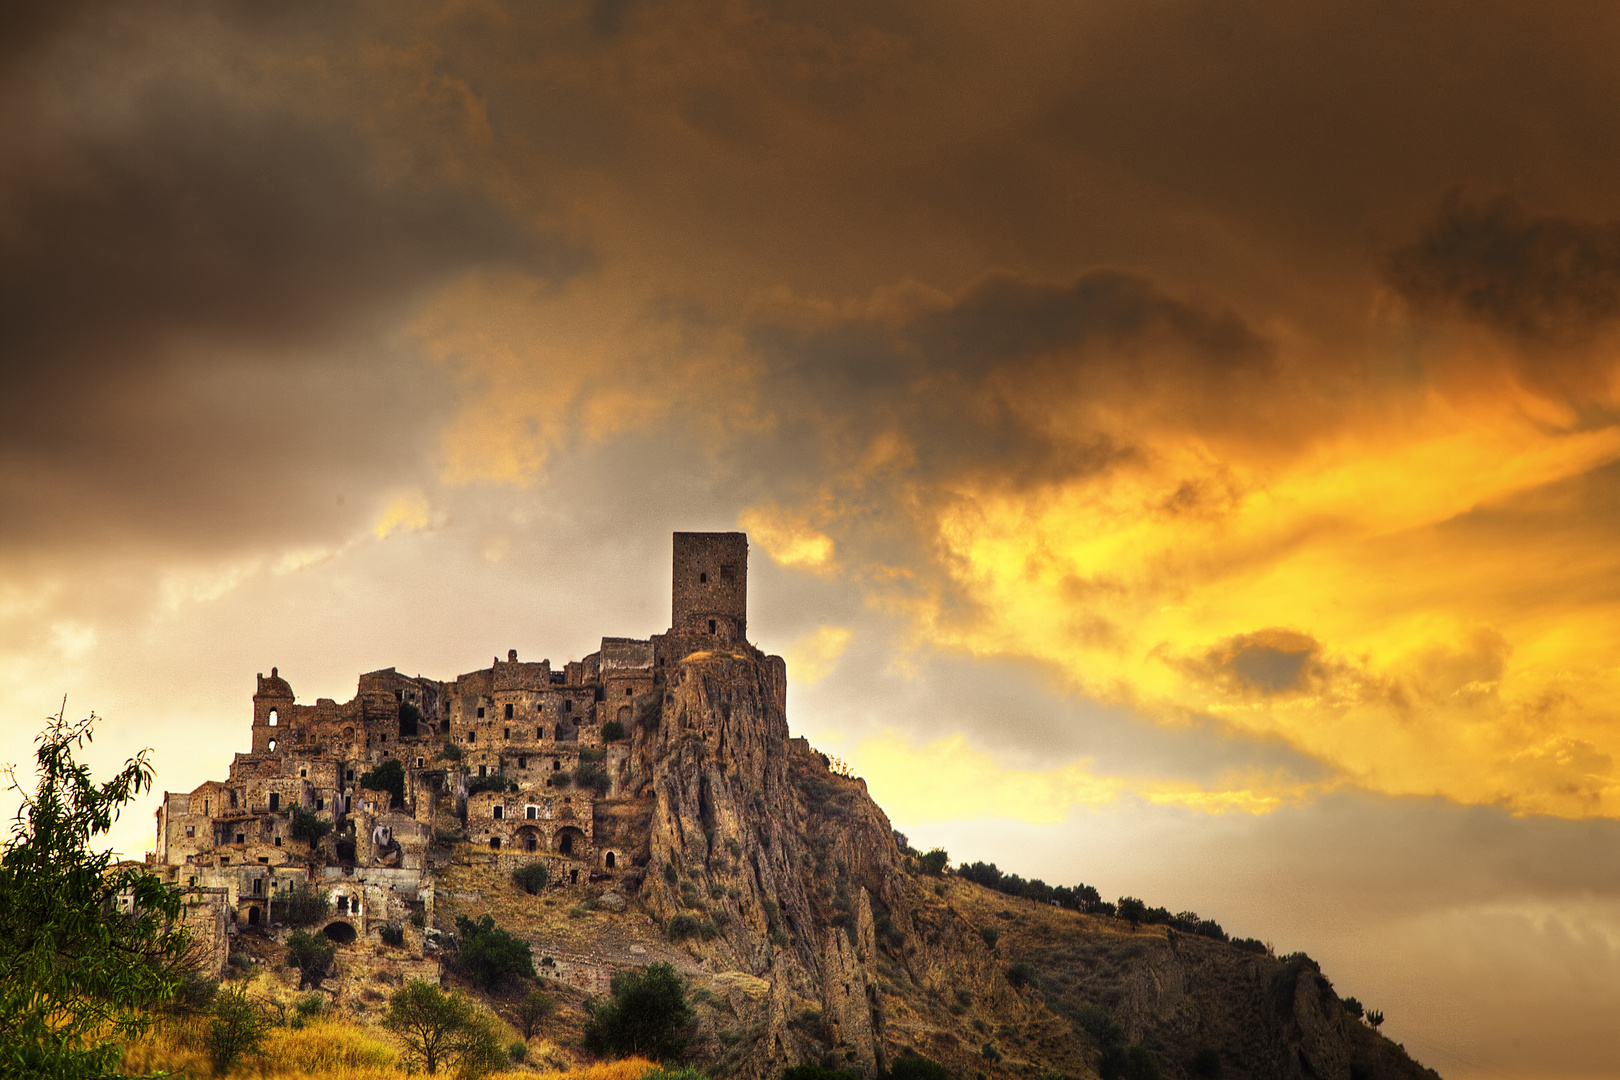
[
  {"left": 467, "top": 771, "right": 513, "bottom": 795},
  {"left": 285, "top": 929, "right": 335, "bottom": 989},
  {"left": 509, "top": 1041, "right": 528, "bottom": 1063},
  {"left": 575, "top": 762, "right": 611, "bottom": 795},
  {"left": 917, "top": 848, "right": 950, "bottom": 876},
  {"left": 550, "top": 769, "right": 573, "bottom": 787},
  {"left": 979, "top": 926, "right": 999, "bottom": 950},
  {"left": 663, "top": 863, "right": 679, "bottom": 885},
  {"left": 173, "top": 970, "right": 220, "bottom": 1014},
  {"left": 290, "top": 806, "right": 332, "bottom": 851},
  {"left": 570, "top": 906, "right": 590, "bottom": 919},
  {"left": 982, "top": 1041, "right": 1002, "bottom": 1062},
  {"left": 380, "top": 923, "right": 405, "bottom": 946},
  {"left": 295, "top": 995, "right": 325, "bottom": 1023},
  {"left": 667, "top": 914, "right": 701, "bottom": 940},
  {"left": 358, "top": 759, "right": 407, "bottom": 809},
  {"left": 514, "top": 989, "right": 557, "bottom": 1039},
  {"left": 582, "top": 962, "right": 693, "bottom": 1062},
  {"left": 513, "top": 862, "right": 550, "bottom": 895},
  {"left": 207, "top": 987, "right": 269, "bottom": 1073},
  {"left": 1232, "top": 937, "right": 1268, "bottom": 955},
  {"left": 281, "top": 882, "right": 330, "bottom": 927},
  {"left": 783, "top": 1066, "right": 859, "bottom": 1080},
  {"left": 455, "top": 914, "right": 535, "bottom": 990},
  {"left": 601, "top": 719, "right": 627, "bottom": 741},
  {"left": 439, "top": 742, "right": 464, "bottom": 762},
  {"left": 888, "top": 1053, "right": 951, "bottom": 1080},
  {"left": 1006, "top": 961, "right": 1039, "bottom": 990},
  {"left": 1117, "top": 897, "right": 1147, "bottom": 930}
]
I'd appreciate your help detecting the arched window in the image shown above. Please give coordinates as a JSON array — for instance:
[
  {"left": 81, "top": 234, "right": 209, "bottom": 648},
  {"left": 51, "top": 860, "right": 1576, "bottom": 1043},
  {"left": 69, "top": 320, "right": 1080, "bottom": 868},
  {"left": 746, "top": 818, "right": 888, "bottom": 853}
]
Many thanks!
[
  {"left": 267, "top": 739, "right": 277, "bottom": 752},
  {"left": 268, "top": 710, "right": 278, "bottom": 727},
  {"left": 699, "top": 572, "right": 707, "bottom": 583},
  {"left": 606, "top": 851, "right": 616, "bottom": 868}
]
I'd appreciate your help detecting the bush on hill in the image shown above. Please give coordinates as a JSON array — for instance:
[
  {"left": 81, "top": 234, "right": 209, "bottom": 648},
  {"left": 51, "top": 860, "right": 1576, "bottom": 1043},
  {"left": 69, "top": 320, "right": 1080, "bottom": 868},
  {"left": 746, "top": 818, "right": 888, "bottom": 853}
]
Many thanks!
[
  {"left": 513, "top": 862, "right": 549, "bottom": 894},
  {"left": 917, "top": 848, "right": 950, "bottom": 875},
  {"left": 281, "top": 882, "right": 330, "bottom": 927},
  {"left": 286, "top": 930, "right": 335, "bottom": 989},
  {"left": 290, "top": 805, "right": 332, "bottom": 851},
  {"left": 887, "top": 1055, "right": 952, "bottom": 1080},
  {"left": 582, "top": 962, "right": 694, "bottom": 1062},
  {"left": 455, "top": 913, "right": 535, "bottom": 990},
  {"left": 359, "top": 759, "right": 407, "bottom": 809}
]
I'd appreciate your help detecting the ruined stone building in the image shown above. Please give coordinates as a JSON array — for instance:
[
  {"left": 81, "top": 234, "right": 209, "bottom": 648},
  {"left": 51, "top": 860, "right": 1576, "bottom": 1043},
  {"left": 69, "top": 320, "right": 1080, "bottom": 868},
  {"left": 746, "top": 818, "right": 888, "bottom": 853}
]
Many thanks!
[{"left": 151, "top": 532, "right": 774, "bottom": 960}]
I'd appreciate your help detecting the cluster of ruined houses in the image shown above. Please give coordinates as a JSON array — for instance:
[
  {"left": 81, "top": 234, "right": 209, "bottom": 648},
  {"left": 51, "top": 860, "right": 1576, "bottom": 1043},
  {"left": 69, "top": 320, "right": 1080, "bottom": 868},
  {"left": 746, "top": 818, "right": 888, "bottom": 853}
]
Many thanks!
[{"left": 145, "top": 532, "right": 756, "bottom": 971}]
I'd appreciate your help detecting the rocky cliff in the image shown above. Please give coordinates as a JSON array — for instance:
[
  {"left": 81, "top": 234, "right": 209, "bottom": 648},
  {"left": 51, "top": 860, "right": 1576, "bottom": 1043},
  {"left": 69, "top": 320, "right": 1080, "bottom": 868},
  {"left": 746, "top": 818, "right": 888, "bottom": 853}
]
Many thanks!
[{"left": 584, "top": 644, "right": 1441, "bottom": 1080}]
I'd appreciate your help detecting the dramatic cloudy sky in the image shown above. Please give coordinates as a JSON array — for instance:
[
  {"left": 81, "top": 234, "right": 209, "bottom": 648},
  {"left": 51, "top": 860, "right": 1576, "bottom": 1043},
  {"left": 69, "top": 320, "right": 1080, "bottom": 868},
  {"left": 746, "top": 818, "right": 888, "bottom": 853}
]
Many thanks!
[{"left": 4, "top": 2, "right": 1620, "bottom": 1075}]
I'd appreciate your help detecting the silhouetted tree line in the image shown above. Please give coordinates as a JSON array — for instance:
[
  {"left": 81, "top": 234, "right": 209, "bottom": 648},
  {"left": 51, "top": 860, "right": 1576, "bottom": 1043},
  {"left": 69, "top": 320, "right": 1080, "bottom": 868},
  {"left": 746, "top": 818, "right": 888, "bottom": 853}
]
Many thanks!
[{"left": 955, "top": 860, "right": 1245, "bottom": 946}]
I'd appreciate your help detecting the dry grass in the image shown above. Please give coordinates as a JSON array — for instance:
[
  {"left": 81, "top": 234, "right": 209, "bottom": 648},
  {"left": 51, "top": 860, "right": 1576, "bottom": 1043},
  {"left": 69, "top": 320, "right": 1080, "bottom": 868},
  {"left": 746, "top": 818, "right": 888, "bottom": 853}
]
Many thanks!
[{"left": 119, "top": 1010, "right": 656, "bottom": 1079}]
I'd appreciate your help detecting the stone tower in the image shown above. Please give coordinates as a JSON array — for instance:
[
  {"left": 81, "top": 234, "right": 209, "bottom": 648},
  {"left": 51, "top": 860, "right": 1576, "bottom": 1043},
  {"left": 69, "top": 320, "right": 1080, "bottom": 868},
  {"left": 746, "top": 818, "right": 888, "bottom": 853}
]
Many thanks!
[
  {"left": 671, "top": 532, "right": 748, "bottom": 644},
  {"left": 251, "top": 667, "right": 294, "bottom": 755}
]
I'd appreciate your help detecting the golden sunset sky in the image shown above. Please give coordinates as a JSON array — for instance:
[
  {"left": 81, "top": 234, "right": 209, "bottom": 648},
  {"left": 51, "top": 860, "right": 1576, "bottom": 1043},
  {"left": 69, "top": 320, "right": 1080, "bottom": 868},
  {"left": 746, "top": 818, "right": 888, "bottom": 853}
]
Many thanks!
[{"left": 3, "top": 3, "right": 1619, "bottom": 1077}]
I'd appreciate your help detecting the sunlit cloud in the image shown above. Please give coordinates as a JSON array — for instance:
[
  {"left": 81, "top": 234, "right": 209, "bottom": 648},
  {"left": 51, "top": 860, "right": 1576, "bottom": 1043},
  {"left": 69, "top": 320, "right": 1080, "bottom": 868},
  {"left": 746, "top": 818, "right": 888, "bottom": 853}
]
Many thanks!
[
  {"left": 740, "top": 507, "right": 836, "bottom": 571},
  {"left": 785, "top": 625, "right": 851, "bottom": 685},
  {"left": 373, "top": 492, "right": 433, "bottom": 539}
]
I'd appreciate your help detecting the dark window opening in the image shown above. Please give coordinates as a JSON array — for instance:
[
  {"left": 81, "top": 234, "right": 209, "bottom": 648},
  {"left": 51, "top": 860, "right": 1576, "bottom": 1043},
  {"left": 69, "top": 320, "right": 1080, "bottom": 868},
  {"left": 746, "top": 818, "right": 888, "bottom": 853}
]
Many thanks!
[
  {"left": 274, "top": 837, "right": 282, "bottom": 847},
  {"left": 625, "top": 687, "right": 633, "bottom": 696},
  {"left": 564, "top": 700, "right": 572, "bottom": 713},
  {"left": 253, "top": 878, "right": 263, "bottom": 894},
  {"left": 552, "top": 760, "right": 560, "bottom": 771},
  {"left": 346, "top": 769, "right": 354, "bottom": 781},
  {"left": 537, "top": 727, "right": 544, "bottom": 740},
  {"left": 337, "top": 896, "right": 350, "bottom": 914},
  {"left": 416, "top": 757, "right": 424, "bottom": 767},
  {"left": 560, "top": 834, "right": 574, "bottom": 856},
  {"left": 518, "top": 756, "right": 527, "bottom": 769},
  {"left": 490, "top": 837, "right": 501, "bottom": 850},
  {"left": 606, "top": 851, "right": 616, "bottom": 869},
  {"left": 526, "top": 806, "right": 537, "bottom": 820},
  {"left": 234, "top": 833, "right": 245, "bottom": 844},
  {"left": 708, "top": 620, "right": 717, "bottom": 634},
  {"left": 300, "top": 768, "right": 307, "bottom": 778},
  {"left": 269, "top": 793, "right": 280, "bottom": 811},
  {"left": 699, "top": 572, "right": 707, "bottom": 583},
  {"left": 258, "top": 856, "right": 268, "bottom": 864},
  {"left": 505, "top": 704, "right": 513, "bottom": 720},
  {"left": 247, "top": 906, "right": 260, "bottom": 925},
  {"left": 524, "top": 833, "right": 538, "bottom": 852},
  {"left": 478, "top": 765, "right": 488, "bottom": 778},
  {"left": 477, "top": 706, "right": 485, "bottom": 719},
  {"left": 570, "top": 868, "right": 579, "bottom": 884},
  {"left": 493, "top": 805, "right": 504, "bottom": 820},
  {"left": 504, "top": 727, "right": 510, "bottom": 739},
  {"left": 468, "top": 731, "right": 477, "bottom": 743}
]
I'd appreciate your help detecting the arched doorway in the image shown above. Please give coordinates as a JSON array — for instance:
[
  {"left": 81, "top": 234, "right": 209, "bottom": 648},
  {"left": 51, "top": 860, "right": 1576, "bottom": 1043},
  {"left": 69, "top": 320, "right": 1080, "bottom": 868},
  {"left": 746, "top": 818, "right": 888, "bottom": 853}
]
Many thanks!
[
  {"left": 323, "top": 921, "right": 357, "bottom": 944},
  {"left": 605, "top": 851, "right": 616, "bottom": 869},
  {"left": 516, "top": 827, "right": 541, "bottom": 853},
  {"left": 246, "top": 905, "right": 260, "bottom": 926},
  {"left": 556, "top": 824, "right": 587, "bottom": 858}
]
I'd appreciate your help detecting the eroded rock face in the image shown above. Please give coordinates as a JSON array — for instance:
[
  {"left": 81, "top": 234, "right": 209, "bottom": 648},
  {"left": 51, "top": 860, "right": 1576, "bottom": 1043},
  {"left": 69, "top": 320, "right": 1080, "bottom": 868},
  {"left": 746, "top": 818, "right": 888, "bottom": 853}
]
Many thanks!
[
  {"left": 623, "top": 649, "right": 1022, "bottom": 1078},
  {"left": 609, "top": 647, "right": 1438, "bottom": 1080}
]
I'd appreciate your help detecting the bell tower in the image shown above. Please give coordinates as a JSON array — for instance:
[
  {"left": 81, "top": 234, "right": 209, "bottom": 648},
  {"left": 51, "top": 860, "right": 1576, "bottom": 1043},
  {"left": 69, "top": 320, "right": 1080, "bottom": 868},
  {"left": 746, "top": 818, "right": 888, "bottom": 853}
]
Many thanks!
[{"left": 252, "top": 667, "right": 294, "bottom": 754}]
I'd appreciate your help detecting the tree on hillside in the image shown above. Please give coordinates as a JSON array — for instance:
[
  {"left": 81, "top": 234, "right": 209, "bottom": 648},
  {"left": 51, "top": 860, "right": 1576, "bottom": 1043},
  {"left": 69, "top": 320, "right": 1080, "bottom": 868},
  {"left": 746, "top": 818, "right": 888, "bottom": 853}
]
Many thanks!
[
  {"left": 582, "top": 962, "right": 694, "bottom": 1062},
  {"left": 513, "top": 989, "right": 556, "bottom": 1039},
  {"left": 917, "top": 847, "right": 950, "bottom": 875},
  {"left": 0, "top": 707, "right": 193, "bottom": 1078},
  {"left": 384, "top": 980, "right": 506, "bottom": 1076},
  {"left": 1117, "top": 896, "right": 1147, "bottom": 931},
  {"left": 455, "top": 913, "right": 535, "bottom": 989},
  {"left": 290, "top": 805, "right": 332, "bottom": 851},
  {"left": 359, "top": 758, "right": 407, "bottom": 809},
  {"left": 286, "top": 929, "right": 336, "bottom": 989}
]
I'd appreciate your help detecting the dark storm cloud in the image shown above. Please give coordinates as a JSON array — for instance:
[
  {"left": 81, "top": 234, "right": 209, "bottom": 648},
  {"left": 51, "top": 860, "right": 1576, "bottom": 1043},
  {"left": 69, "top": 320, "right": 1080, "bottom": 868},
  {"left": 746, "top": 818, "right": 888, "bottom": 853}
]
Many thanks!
[
  {"left": 1386, "top": 192, "right": 1620, "bottom": 342},
  {"left": 745, "top": 269, "right": 1274, "bottom": 496},
  {"left": 0, "top": 30, "right": 582, "bottom": 557}
]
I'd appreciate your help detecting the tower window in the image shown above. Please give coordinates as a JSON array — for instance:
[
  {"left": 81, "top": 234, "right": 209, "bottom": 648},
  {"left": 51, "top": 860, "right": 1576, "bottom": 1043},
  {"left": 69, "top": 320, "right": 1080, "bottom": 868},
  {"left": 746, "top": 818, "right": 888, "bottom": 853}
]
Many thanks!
[
  {"left": 699, "top": 572, "right": 707, "bottom": 583},
  {"left": 269, "top": 793, "right": 280, "bottom": 811},
  {"left": 477, "top": 707, "right": 485, "bottom": 719},
  {"left": 504, "top": 728, "right": 510, "bottom": 739},
  {"left": 537, "top": 726, "right": 544, "bottom": 740},
  {"left": 625, "top": 687, "right": 633, "bottom": 696},
  {"left": 505, "top": 704, "right": 513, "bottom": 720},
  {"left": 518, "top": 757, "right": 527, "bottom": 769},
  {"left": 268, "top": 710, "right": 278, "bottom": 727},
  {"left": 468, "top": 731, "right": 477, "bottom": 744},
  {"left": 708, "top": 620, "right": 716, "bottom": 634}
]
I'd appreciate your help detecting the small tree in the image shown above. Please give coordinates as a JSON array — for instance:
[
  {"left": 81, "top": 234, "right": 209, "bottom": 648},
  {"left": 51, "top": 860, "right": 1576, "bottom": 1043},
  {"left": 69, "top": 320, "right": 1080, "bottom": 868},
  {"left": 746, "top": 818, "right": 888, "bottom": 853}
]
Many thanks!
[
  {"left": 455, "top": 913, "right": 535, "bottom": 990},
  {"left": 286, "top": 929, "right": 336, "bottom": 989},
  {"left": 0, "top": 707, "right": 192, "bottom": 1078},
  {"left": 1365, "top": 1008, "right": 1385, "bottom": 1029},
  {"left": 359, "top": 759, "right": 407, "bottom": 809},
  {"left": 282, "top": 882, "right": 330, "bottom": 927},
  {"left": 601, "top": 719, "right": 626, "bottom": 741},
  {"left": 917, "top": 848, "right": 950, "bottom": 875},
  {"left": 513, "top": 989, "right": 557, "bottom": 1039},
  {"left": 513, "top": 862, "right": 549, "bottom": 895},
  {"left": 207, "top": 986, "right": 270, "bottom": 1073},
  {"left": 290, "top": 806, "right": 332, "bottom": 851},
  {"left": 1117, "top": 896, "right": 1147, "bottom": 931},
  {"left": 582, "top": 962, "right": 694, "bottom": 1062},
  {"left": 384, "top": 980, "right": 507, "bottom": 1076}
]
